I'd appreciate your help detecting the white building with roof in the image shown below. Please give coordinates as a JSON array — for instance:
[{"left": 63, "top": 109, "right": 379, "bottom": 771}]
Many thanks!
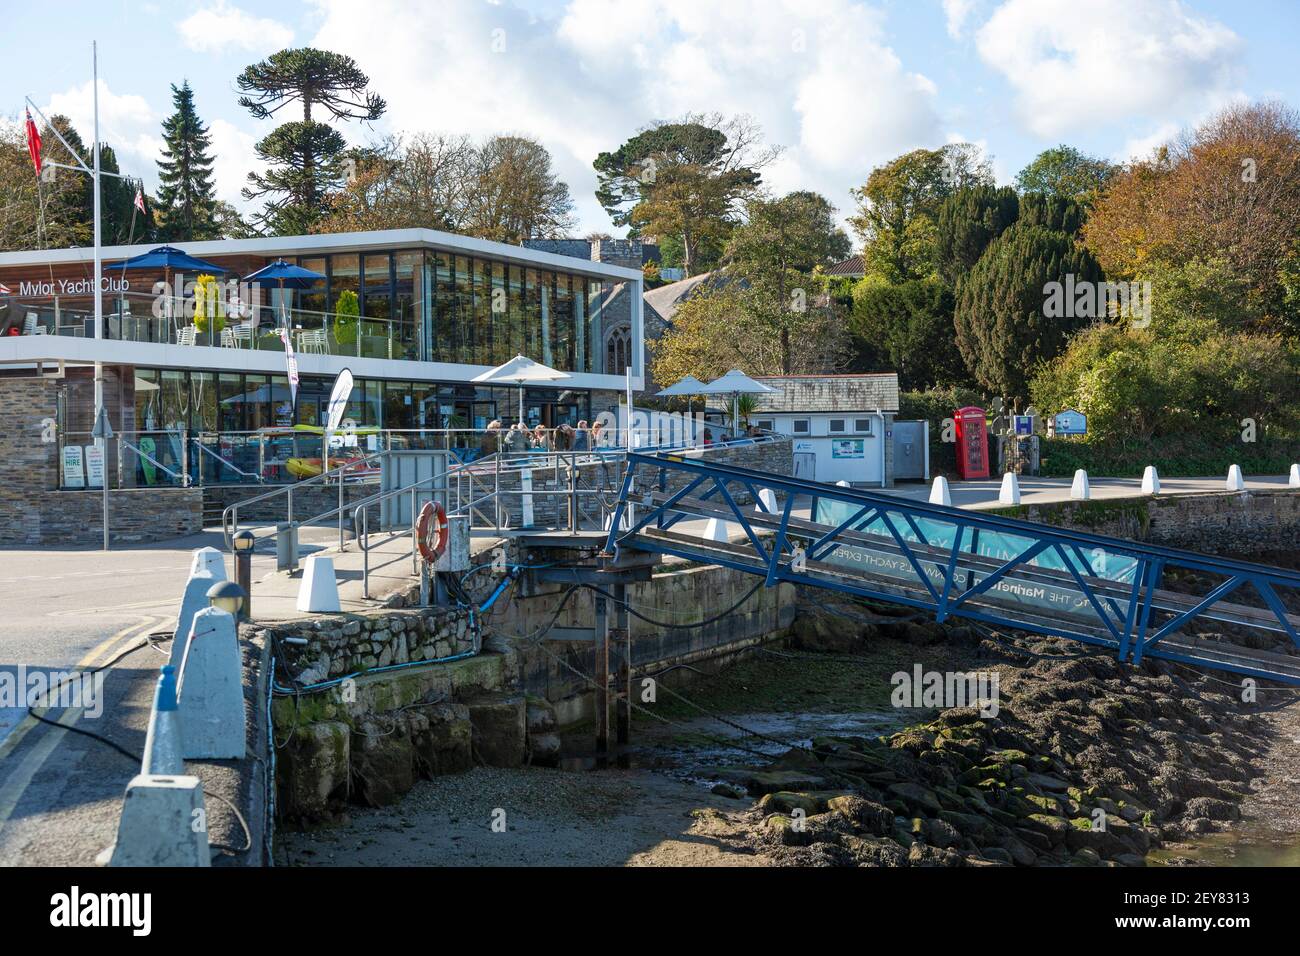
[{"left": 749, "top": 373, "right": 925, "bottom": 486}]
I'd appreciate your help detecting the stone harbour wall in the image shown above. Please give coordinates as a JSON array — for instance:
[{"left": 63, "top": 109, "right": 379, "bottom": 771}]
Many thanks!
[{"left": 987, "top": 489, "right": 1300, "bottom": 556}]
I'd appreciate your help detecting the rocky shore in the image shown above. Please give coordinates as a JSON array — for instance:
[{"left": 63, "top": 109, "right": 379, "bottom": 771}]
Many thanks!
[{"left": 685, "top": 605, "right": 1272, "bottom": 867}]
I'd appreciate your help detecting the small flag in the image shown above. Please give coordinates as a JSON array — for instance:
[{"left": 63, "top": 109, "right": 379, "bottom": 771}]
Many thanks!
[
  {"left": 134, "top": 186, "right": 146, "bottom": 214},
  {"left": 24, "top": 109, "right": 42, "bottom": 177},
  {"left": 0, "top": 283, "right": 11, "bottom": 296}
]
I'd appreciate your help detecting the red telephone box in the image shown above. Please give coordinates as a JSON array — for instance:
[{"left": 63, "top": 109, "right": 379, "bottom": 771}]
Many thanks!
[{"left": 954, "top": 406, "right": 989, "bottom": 480}]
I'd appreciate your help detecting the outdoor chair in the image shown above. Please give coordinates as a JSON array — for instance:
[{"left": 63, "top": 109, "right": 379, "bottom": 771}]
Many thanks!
[
  {"left": 176, "top": 325, "right": 199, "bottom": 346},
  {"left": 23, "top": 313, "right": 47, "bottom": 335},
  {"left": 297, "top": 329, "right": 329, "bottom": 354}
]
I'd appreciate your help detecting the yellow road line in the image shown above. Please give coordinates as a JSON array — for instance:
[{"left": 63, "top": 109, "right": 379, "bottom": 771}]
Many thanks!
[{"left": 0, "top": 615, "right": 164, "bottom": 838}]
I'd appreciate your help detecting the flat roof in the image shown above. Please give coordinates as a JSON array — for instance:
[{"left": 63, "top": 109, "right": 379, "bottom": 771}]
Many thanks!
[{"left": 0, "top": 228, "right": 644, "bottom": 282}]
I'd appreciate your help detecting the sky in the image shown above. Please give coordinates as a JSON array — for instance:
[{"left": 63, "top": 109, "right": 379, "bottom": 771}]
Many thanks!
[{"left": 2, "top": 0, "right": 1296, "bottom": 237}]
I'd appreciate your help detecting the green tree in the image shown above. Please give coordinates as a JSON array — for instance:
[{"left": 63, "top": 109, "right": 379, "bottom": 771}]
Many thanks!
[
  {"left": 333, "top": 289, "right": 360, "bottom": 345},
  {"left": 850, "top": 276, "right": 966, "bottom": 389},
  {"left": 1015, "top": 145, "right": 1115, "bottom": 204},
  {"left": 594, "top": 114, "right": 777, "bottom": 276},
  {"left": 849, "top": 143, "right": 992, "bottom": 283},
  {"left": 238, "top": 48, "right": 386, "bottom": 235},
  {"left": 723, "top": 190, "right": 851, "bottom": 373},
  {"left": 463, "top": 135, "right": 576, "bottom": 244},
  {"left": 952, "top": 223, "right": 1103, "bottom": 399},
  {"left": 934, "top": 184, "right": 1020, "bottom": 286},
  {"left": 155, "top": 81, "right": 219, "bottom": 241}
]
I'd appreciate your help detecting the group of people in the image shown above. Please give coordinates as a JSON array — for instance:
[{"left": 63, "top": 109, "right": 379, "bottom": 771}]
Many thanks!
[{"left": 485, "top": 419, "right": 606, "bottom": 456}]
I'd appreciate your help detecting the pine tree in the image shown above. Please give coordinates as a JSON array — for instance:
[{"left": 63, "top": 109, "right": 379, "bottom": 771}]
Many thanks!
[{"left": 155, "top": 81, "right": 218, "bottom": 241}]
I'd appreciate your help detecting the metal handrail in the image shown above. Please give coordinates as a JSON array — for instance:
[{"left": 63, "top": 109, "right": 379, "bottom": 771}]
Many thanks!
[
  {"left": 196, "top": 440, "right": 262, "bottom": 483},
  {"left": 221, "top": 448, "right": 388, "bottom": 546},
  {"left": 120, "top": 438, "right": 191, "bottom": 487}
]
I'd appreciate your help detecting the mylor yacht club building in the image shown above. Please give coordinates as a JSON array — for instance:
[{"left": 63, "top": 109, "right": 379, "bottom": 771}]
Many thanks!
[
  {"left": 0, "top": 228, "right": 645, "bottom": 545},
  {"left": 0, "top": 228, "right": 644, "bottom": 448}
]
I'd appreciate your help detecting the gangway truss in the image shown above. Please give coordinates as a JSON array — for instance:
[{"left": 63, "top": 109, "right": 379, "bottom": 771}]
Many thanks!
[{"left": 603, "top": 453, "right": 1300, "bottom": 686}]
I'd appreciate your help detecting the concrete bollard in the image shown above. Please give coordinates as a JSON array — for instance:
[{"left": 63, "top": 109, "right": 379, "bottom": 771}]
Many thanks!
[
  {"left": 703, "top": 518, "right": 734, "bottom": 542},
  {"left": 755, "top": 488, "right": 778, "bottom": 514},
  {"left": 929, "top": 476, "right": 952, "bottom": 507},
  {"left": 177, "top": 608, "right": 247, "bottom": 760},
  {"left": 1071, "top": 469, "right": 1091, "bottom": 500},
  {"left": 1291, "top": 464, "right": 1300, "bottom": 488},
  {"left": 998, "top": 472, "right": 1021, "bottom": 506},
  {"left": 107, "top": 773, "right": 210, "bottom": 867},
  {"left": 188, "top": 547, "right": 227, "bottom": 581},
  {"left": 1141, "top": 465, "right": 1160, "bottom": 495},
  {"left": 297, "top": 555, "right": 341, "bottom": 613},
  {"left": 1226, "top": 464, "right": 1244, "bottom": 492},
  {"left": 170, "top": 567, "right": 224, "bottom": 671},
  {"left": 142, "top": 666, "right": 185, "bottom": 776}
]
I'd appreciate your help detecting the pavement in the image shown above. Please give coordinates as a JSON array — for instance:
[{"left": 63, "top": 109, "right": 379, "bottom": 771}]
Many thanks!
[{"left": 878, "top": 473, "right": 1295, "bottom": 508}]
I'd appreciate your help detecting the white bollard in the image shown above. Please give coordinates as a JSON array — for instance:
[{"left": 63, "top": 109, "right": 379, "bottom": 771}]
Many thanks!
[
  {"left": 703, "top": 518, "right": 733, "bottom": 542},
  {"left": 998, "top": 472, "right": 1021, "bottom": 506},
  {"left": 1291, "top": 464, "right": 1300, "bottom": 488},
  {"left": 1226, "top": 464, "right": 1244, "bottom": 492},
  {"left": 755, "top": 488, "right": 778, "bottom": 515},
  {"left": 929, "top": 476, "right": 952, "bottom": 507},
  {"left": 297, "top": 555, "right": 341, "bottom": 613},
  {"left": 170, "top": 568, "right": 223, "bottom": 670},
  {"left": 1141, "top": 465, "right": 1160, "bottom": 495},
  {"left": 177, "top": 608, "right": 247, "bottom": 760},
  {"left": 1070, "top": 469, "right": 1091, "bottom": 500},
  {"left": 107, "top": 774, "right": 209, "bottom": 867},
  {"left": 142, "top": 666, "right": 185, "bottom": 776},
  {"left": 188, "top": 547, "right": 227, "bottom": 581}
]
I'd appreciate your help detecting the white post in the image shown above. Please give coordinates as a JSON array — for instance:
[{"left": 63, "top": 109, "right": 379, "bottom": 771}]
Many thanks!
[
  {"left": 93, "top": 41, "right": 107, "bottom": 551},
  {"left": 625, "top": 369, "right": 634, "bottom": 449}
]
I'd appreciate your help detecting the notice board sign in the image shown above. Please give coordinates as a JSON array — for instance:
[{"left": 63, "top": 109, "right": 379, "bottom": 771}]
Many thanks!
[
  {"left": 62, "top": 446, "right": 85, "bottom": 489},
  {"left": 86, "top": 445, "right": 106, "bottom": 489},
  {"left": 954, "top": 406, "right": 989, "bottom": 480},
  {"left": 1054, "top": 409, "right": 1087, "bottom": 436}
]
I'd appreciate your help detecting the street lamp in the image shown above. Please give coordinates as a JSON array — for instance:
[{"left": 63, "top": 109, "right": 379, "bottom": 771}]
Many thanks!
[
  {"left": 232, "top": 530, "right": 255, "bottom": 619},
  {"left": 207, "top": 581, "right": 247, "bottom": 620}
]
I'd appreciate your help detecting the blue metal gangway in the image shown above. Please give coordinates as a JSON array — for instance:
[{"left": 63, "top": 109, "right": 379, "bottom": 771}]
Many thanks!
[{"left": 602, "top": 453, "right": 1300, "bottom": 686}]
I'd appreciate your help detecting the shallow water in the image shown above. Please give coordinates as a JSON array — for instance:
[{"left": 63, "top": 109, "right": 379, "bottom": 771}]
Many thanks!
[{"left": 1149, "top": 824, "right": 1300, "bottom": 867}]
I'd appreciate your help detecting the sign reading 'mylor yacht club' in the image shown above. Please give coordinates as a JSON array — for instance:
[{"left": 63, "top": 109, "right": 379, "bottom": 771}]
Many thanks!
[{"left": 16, "top": 276, "right": 131, "bottom": 296}]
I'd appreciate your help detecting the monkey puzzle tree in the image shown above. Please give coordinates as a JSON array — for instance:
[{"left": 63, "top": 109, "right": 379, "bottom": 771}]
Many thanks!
[{"left": 237, "top": 48, "right": 386, "bottom": 235}]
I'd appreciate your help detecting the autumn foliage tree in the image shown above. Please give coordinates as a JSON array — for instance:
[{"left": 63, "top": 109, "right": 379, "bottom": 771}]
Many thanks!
[{"left": 1084, "top": 101, "right": 1300, "bottom": 332}]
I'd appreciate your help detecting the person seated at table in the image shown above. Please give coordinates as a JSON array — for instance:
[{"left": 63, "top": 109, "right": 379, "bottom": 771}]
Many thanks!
[{"left": 530, "top": 425, "right": 551, "bottom": 451}]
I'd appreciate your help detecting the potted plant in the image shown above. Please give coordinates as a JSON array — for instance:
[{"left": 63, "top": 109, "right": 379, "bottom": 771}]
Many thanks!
[
  {"left": 192, "top": 274, "right": 226, "bottom": 339},
  {"left": 333, "top": 290, "right": 360, "bottom": 347}
]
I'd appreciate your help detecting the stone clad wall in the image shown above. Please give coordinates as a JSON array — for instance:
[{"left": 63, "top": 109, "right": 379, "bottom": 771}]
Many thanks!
[{"left": 0, "top": 488, "right": 202, "bottom": 547}]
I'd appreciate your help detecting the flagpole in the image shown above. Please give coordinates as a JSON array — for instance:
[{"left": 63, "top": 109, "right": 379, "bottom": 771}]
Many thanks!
[{"left": 92, "top": 41, "right": 108, "bottom": 551}]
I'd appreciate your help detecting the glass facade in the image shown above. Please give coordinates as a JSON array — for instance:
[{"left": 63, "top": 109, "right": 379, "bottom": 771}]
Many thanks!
[{"left": 297, "top": 248, "right": 624, "bottom": 373}]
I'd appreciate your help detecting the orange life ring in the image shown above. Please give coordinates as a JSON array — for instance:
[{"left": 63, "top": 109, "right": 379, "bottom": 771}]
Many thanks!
[{"left": 416, "top": 500, "right": 449, "bottom": 564}]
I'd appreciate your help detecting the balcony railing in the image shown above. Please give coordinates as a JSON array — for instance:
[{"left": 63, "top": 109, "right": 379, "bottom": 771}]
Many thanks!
[{"left": 4, "top": 291, "right": 418, "bottom": 362}]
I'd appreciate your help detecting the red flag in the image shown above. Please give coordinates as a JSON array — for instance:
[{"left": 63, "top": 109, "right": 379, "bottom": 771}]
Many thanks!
[
  {"left": 0, "top": 283, "right": 11, "bottom": 296},
  {"left": 134, "top": 186, "right": 146, "bottom": 214},
  {"left": 24, "top": 109, "right": 42, "bottom": 177}
]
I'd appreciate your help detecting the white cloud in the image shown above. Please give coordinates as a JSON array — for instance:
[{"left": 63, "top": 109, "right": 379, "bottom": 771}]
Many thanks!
[
  {"left": 942, "top": 0, "right": 980, "bottom": 39},
  {"left": 177, "top": 1, "right": 294, "bottom": 55},
  {"left": 307, "top": 0, "right": 947, "bottom": 234},
  {"left": 42, "top": 79, "right": 162, "bottom": 174},
  {"left": 208, "top": 119, "right": 261, "bottom": 206},
  {"left": 975, "top": 0, "right": 1243, "bottom": 139}
]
